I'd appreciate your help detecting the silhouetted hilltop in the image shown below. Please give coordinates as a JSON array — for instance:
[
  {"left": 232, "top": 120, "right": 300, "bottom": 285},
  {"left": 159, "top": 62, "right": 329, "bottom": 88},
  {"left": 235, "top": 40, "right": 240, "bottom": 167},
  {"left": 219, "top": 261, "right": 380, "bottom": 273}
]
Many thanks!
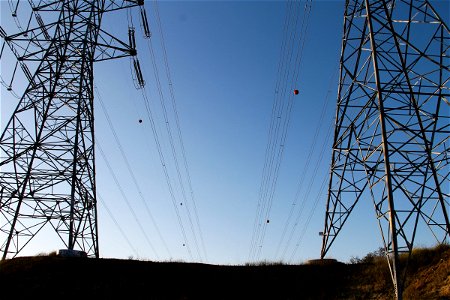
[{"left": 1, "top": 244, "right": 449, "bottom": 299}]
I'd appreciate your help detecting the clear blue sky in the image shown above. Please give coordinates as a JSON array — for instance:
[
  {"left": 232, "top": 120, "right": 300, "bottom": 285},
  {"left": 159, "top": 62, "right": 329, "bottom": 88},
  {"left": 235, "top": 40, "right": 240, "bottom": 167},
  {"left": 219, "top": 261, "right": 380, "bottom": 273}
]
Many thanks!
[{"left": 1, "top": 0, "right": 448, "bottom": 264}]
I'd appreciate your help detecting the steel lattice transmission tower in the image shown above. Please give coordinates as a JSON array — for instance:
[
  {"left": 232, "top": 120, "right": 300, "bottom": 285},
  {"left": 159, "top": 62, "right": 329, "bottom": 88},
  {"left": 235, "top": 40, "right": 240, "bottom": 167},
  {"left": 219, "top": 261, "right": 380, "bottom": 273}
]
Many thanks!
[
  {"left": 0, "top": 0, "right": 147, "bottom": 259},
  {"left": 321, "top": 0, "right": 449, "bottom": 298}
]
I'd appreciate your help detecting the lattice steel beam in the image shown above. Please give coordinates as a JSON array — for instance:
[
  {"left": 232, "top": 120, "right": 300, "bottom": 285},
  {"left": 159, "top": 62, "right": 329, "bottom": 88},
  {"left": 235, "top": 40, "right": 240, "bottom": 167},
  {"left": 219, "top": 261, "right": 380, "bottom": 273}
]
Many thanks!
[
  {"left": 0, "top": 0, "right": 145, "bottom": 259},
  {"left": 321, "top": 0, "right": 449, "bottom": 298}
]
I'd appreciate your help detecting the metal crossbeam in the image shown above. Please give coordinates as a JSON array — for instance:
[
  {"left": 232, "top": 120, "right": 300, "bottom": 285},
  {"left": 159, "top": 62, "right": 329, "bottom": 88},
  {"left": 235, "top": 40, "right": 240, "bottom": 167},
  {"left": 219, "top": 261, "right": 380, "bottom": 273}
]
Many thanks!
[
  {"left": 321, "top": 0, "right": 450, "bottom": 298},
  {"left": 0, "top": 0, "right": 143, "bottom": 259}
]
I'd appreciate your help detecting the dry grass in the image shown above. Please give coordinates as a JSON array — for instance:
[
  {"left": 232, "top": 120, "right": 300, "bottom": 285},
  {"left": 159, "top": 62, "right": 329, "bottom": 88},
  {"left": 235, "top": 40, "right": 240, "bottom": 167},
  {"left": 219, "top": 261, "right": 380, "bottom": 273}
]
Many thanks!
[
  {"left": 244, "top": 260, "right": 287, "bottom": 266},
  {"left": 344, "top": 244, "right": 450, "bottom": 299},
  {"left": 403, "top": 244, "right": 450, "bottom": 299}
]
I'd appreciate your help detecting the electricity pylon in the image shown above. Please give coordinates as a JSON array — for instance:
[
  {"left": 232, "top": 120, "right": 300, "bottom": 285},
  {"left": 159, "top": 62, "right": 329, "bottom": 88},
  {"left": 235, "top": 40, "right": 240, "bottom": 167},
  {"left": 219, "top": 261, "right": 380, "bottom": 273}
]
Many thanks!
[
  {"left": 0, "top": 0, "right": 147, "bottom": 259},
  {"left": 321, "top": 0, "right": 449, "bottom": 299}
]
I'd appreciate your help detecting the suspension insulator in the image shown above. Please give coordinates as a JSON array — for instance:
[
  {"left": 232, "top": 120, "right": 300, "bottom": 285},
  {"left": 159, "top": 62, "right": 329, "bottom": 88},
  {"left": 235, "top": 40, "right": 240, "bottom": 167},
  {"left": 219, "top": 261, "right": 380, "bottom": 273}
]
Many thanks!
[
  {"left": 20, "top": 63, "right": 33, "bottom": 82},
  {"left": 8, "top": 61, "right": 19, "bottom": 88},
  {"left": 140, "top": 7, "right": 151, "bottom": 38},
  {"left": 36, "top": 13, "right": 51, "bottom": 40},
  {"left": 128, "top": 27, "right": 137, "bottom": 56},
  {"left": 133, "top": 58, "right": 145, "bottom": 88}
]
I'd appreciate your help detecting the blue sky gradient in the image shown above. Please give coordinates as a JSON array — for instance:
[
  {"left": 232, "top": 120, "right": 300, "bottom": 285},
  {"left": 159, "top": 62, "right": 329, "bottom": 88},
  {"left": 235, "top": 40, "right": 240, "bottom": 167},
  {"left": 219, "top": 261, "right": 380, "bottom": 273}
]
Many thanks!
[{"left": 1, "top": 0, "right": 448, "bottom": 264}]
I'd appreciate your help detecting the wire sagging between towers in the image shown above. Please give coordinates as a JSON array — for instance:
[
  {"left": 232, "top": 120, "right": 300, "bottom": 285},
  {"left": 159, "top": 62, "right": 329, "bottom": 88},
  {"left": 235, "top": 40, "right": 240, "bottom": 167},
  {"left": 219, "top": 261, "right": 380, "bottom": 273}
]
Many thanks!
[{"left": 248, "top": 0, "right": 314, "bottom": 262}]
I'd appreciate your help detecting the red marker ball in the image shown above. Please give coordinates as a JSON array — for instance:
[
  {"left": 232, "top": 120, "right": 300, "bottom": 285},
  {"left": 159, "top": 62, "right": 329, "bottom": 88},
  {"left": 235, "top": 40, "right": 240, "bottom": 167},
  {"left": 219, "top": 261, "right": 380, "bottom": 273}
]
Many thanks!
[{"left": 294, "top": 89, "right": 299, "bottom": 95}]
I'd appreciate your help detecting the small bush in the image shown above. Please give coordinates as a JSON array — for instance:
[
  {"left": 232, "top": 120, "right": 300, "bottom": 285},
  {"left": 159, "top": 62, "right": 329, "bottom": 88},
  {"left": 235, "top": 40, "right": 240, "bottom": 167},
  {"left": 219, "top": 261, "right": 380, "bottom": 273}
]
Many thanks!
[{"left": 350, "top": 247, "right": 386, "bottom": 264}]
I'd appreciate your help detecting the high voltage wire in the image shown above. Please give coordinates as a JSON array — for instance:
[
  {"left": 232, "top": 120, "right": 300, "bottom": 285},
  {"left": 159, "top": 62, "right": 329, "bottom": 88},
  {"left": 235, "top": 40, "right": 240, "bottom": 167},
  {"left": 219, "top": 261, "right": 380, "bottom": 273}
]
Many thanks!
[
  {"left": 117, "top": 68, "right": 195, "bottom": 261},
  {"left": 151, "top": 0, "right": 208, "bottom": 263},
  {"left": 129, "top": 88, "right": 196, "bottom": 261},
  {"left": 143, "top": 37, "right": 203, "bottom": 262},
  {"left": 280, "top": 122, "right": 333, "bottom": 261},
  {"left": 250, "top": 0, "right": 301, "bottom": 261},
  {"left": 96, "top": 140, "right": 160, "bottom": 259},
  {"left": 95, "top": 86, "right": 172, "bottom": 258},
  {"left": 249, "top": 0, "right": 313, "bottom": 262},
  {"left": 97, "top": 193, "right": 140, "bottom": 258},
  {"left": 248, "top": 0, "right": 295, "bottom": 260},
  {"left": 288, "top": 174, "right": 328, "bottom": 263},
  {"left": 126, "top": 4, "right": 203, "bottom": 262},
  {"left": 257, "top": 0, "right": 314, "bottom": 261},
  {"left": 250, "top": 0, "right": 299, "bottom": 261},
  {"left": 131, "top": 0, "right": 207, "bottom": 261},
  {"left": 274, "top": 67, "right": 339, "bottom": 259},
  {"left": 139, "top": 87, "right": 195, "bottom": 261}
]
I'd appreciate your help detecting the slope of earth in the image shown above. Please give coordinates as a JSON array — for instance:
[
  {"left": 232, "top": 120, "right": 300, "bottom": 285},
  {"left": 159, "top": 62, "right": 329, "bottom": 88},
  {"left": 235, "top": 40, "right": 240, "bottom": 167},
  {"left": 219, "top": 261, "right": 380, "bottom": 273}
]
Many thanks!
[{"left": 0, "top": 245, "right": 449, "bottom": 299}]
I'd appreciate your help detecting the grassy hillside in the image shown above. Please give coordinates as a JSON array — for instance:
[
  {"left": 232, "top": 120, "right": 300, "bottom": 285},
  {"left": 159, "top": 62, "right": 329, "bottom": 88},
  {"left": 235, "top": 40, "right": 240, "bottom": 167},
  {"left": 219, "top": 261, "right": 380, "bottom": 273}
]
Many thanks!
[
  {"left": 345, "top": 244, "right": 450, "bottom": 299},
  {"left": 1, "top": 245, "right": 449, "bottom": 299}
]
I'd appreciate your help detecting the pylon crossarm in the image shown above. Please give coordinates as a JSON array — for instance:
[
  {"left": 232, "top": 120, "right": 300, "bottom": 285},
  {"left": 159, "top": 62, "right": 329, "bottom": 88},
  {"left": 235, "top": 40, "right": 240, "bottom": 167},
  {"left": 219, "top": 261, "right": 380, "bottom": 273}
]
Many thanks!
[{"left": 0, "top": 0, "right": 145, "bottom": 259}]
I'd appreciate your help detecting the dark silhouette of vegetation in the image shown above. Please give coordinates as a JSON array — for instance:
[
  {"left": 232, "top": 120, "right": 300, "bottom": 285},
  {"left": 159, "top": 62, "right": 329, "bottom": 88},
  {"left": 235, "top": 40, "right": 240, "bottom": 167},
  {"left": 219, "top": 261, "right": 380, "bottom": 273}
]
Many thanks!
[
  {"left": 0, "top": 244, "right": 448, "bottom": 299},
  {"left": 349, "top": 246, "right": 385, "bottom": 264},
  {"left": 347, "top": 243, "right": 450, "bottom": 299}
]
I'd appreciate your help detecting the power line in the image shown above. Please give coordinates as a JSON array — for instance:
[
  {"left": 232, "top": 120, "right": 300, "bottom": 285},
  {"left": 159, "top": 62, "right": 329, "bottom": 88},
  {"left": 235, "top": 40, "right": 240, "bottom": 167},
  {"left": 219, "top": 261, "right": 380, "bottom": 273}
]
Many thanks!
[
  {"left": 250, "top": 0, "right": 302, "bottom": 261},
  {"left": 97, "top": 193, "right": 140, "bottom": 258},
  {"left": 142, "top": 36, "right": 203, "bottom": 262},
  {"left": 288, "top": 175, "right": 328, "bottom": 263},
  {"left": 248, "top": 0, "right": 294, "bottom": 261},
  {"left": 280, "top": 123, "right": 333, "bottom": 261},
  {"left": 274, "top": 66, "right": 338, "bottom": 259},
  {"left": 249, "top": 0, "right": 314, "bottom": 262},
  {"left": 96, "top": 139, "right": 160, "bottom": 260},
  {"left": 151, "top": 0, "right": 209, "bottom": 263},
  {"left": 138, "top": 86, "right": 195, "bottom": 261},
  {"left": 95, "top": 85, "right": 172, "bottom": 258},
  {"left": 126, "top": 2, "right": 197, "bottom": 261}
]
